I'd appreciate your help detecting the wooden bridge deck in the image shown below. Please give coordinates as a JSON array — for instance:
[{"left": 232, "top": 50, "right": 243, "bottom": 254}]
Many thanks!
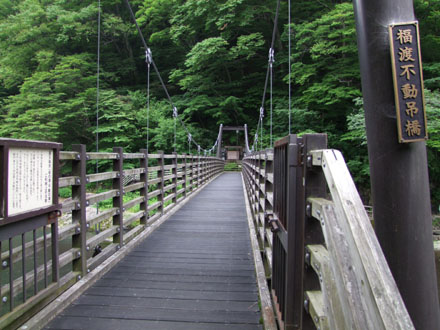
[{"left": 45, "top": 172, "right": 262, "bottom": 330}]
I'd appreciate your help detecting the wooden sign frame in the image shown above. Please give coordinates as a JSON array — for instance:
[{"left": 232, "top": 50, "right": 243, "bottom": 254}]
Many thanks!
[{"left": 0, "top": 138, "right": 62, "bottom": 226}]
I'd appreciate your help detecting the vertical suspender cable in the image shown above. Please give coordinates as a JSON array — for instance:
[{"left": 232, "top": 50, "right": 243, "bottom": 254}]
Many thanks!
[
  {"left": 146, "top": 48, "right": 152, "bottom": 153},
  {"left": 95, "top": 0, "right": 101, "bottom": 217},
  {"left": 269, "top": 48, "right": 274, "bottom": 147},
  {"left": 288, "top": 0, "right": 292, "bottom": 134},
  {"left": 147, "top": 60, "right": 150, "bottom": 152},
  {"left": 173, "top": 107, "right": 177, "bottom": 153}
]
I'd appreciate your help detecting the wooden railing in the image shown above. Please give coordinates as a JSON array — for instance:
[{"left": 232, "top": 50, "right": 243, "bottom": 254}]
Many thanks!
[
  {"left": 0, "top": 145, "right": 224, "bottom": 329},
  {"left": 242, "top": 134, "right": 414, "bottom": 330}
]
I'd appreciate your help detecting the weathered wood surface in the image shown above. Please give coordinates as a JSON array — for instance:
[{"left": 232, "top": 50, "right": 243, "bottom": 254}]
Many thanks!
[
  {"left": 310, "top": 150, "right": 414, "bottom": 330},
  {"left": 45, "top": 173, "right": 262, "bottom": 330}
]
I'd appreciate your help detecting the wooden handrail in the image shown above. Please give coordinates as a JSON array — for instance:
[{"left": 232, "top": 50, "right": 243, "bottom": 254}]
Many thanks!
[{"left": 242, "top": 134, "right": 414, "bottom": 330}]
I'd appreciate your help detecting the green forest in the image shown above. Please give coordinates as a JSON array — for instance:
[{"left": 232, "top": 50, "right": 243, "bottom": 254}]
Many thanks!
[{"left": 0, "top": 0, "right": 439, "bottom": 207}]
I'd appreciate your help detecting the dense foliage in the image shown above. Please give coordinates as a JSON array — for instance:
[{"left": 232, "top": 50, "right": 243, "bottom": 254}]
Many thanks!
[{"left": 0, "top": 0, "right": 439, "bottom": 207}]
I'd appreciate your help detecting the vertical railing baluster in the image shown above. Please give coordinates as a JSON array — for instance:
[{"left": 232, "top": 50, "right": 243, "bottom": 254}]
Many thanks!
[
  {"left": 140, "top": 149, "right": 148, "bottom": 226},
  {"left": 113, "top": 147, "right": 124, "bottom": 248},
  {"left": 51, "top": 219, "right": 59, "bottom": 283},
  {"left": 9, "top": 237, "right": 13, "bottom": 311},
  {"left": 33, "top": 230, "right": 37, "bottom": 295},
  {"left": 72, "top": 145, "right": 87, "bottom": 277},
  {"left": 43, "top": 226, "right": 47, "bottom": 288},
  {"left": 0, "top": 241, "right": 2, "bottom": 304},
  {"left": 22, "top": 233, "right": 26, "bottom": 302}
]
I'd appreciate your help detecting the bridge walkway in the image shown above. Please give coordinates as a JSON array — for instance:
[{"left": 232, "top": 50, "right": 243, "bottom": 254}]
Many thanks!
[{"left": 45, "top": 172, "right": 262, "bottom": 330}]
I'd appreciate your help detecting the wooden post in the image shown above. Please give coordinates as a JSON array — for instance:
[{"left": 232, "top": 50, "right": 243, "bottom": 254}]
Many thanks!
[
  {"left": 71, "top": 144, "right": 87, "bottom": 277},
  {"left": 157, "top": 151, "right": 165, "bottom": 215},
  {"left": 301, "top": 134, "right": 327, "bottom": 329},
  {"left": 172, "top": 152, "right": 178, "bottom": 205},
  {"left": 140, "top": 149, "right": 148, "bottom": 225},
  {"left": 352, "top": 1, "right": 440, "bottom": 328},
  {"left": 112, "top": 147, "right": 124, "bottom": 247},
  {"left": 183, "top": 154, "right": 188, "bottom": 198}
]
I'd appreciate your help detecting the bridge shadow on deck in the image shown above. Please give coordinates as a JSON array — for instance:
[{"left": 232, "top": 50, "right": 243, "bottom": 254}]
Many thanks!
[{"left": 46, "top": 172, "right": 262, "bottom": 330}]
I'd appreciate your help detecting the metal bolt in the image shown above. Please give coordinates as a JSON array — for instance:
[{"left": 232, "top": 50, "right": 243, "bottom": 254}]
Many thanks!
[
  {"left": 116, "top": 172, "right": 120, "bottom": 178},
  {"left": 304, "top": 298, "right": 309, "bottom": 312},
  {"left": 76, "top": 202, "right": 80, "bottom": 209},
  {"left": 86, "top": 201, "right": 89, "bottom": 206},
  {"left": 2, "top": 296, "right": 7, "bottom": 303},
  {"left": 117, "top": 245, "right": 121, "bottom": 250},
  {"left": 86, "top": 178, "right": 90, "bottom": 183},
  {"left": 77, "top": 251, "right": 81, "bottom": 257},
  {"left": 314, "top": 316, "right": 319, "bottom": 323},
  {"left": 86, "top": 246, "right": 90, "bottom": 251},
  {"left": 2, "top": 261, "right": 8, "bottom": 268},
  {"left": 75, "top": 178, "right": 81, "bottom": 184},
  {"left": 116, "top": 209, "right": 120, "bottom": 214},
  {"left": 307, "top": 155, "right": 313, "bottom": 168},
  {"left": 86, "top": 223, "right": 90, "bottom": 228},
  {"left": 116, "top": 191, "right": 120, "bottom": 196},
  {"left": 116, "top": 154, "right": 120, "bottom": 159},
  {"left": 76, "top": 227, "right": 81, "bottom": 233},
  {"left": 305, "top": 252, "right": 311, "bottom": 265},
  {"left": 87, "top": 269, "right": 91, "bottom": 273},
  {"left": 123, "top": 190, "right": 126, "bottom": 194},
  {"left": 117, "top": 227, "right": 120, "bottom": 233},
  {"left": 86, "top": 155, "right": 90, "bottom": 160},
  {"left": 76, "top": 154, "right": 81, "bottom": 160},
  {"left": 77, "top": 275, "right": 82, "bottom": 281},
  {"left": 306, "top": 204, "right": 312, "bottom": 217},
  {"left": 122, "top": 208, "right": 126, "bottom": 212}
]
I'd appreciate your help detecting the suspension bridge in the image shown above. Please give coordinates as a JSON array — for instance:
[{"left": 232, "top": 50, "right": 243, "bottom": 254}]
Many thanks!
[{"left": 1, "top": 0, "right": 440, "bottom": 329}]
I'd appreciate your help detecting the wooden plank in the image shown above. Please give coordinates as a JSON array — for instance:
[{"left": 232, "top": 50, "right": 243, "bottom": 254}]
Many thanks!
[
  {"left": 87, "top": 171, "right": 118, "bottom": 183},
  {"left": 86, "top": 152, "right": 118, "bottom": 160},
  {"left": 306, "top": 291, "right": 330, "bottom": 330},
  {"left": 59, "top": 176, "right": 78, "bottom": 188},
  {"left": 124, "top": 182, "right": 145, "bottom": 193},
  {"left": 124, "top": 168, "right": 145, "bottom": 176},
  {"left": 87, "top": 189, "right": 118, "bottom": 205},
  {"left": 60, "top": 151, "right": 79, "bottom": 160},
  {"left": 122, "top": 153, "right": 145, "bottom": 159}
]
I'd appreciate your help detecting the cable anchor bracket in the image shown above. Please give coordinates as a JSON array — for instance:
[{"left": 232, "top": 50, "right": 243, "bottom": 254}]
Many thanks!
[
  {"left": 268, "top": 48, "right": 275, "bottom": 67},
  {"left": 145, "top": 48, "right": 153, "bottom": 65}
]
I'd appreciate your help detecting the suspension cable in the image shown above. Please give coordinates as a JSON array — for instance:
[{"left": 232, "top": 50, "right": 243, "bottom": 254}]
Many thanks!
[
  {"left": 124, "top": 0, "right": 219, "bottom": 154},
  {"left": 288, "top": 0, "right": 292, "bottom": 134},
  {"left": 251, "top": 0, "right": 281, "bottom": 151}
]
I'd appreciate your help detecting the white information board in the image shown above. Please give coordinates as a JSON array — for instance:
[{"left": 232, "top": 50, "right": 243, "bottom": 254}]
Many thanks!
[{"left": 8, "top": 148, "right": 53, "bottom": 216}]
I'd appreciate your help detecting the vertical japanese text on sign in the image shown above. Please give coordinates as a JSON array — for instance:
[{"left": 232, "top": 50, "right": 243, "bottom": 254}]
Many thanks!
[{"left": 389, "top": 22, "right": 428, "bottom": 143}]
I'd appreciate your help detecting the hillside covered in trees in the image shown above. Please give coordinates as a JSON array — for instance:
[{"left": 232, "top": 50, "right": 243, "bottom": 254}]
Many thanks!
[{"left": 0, "top": 0, "right": 439, "bottom": 207}]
